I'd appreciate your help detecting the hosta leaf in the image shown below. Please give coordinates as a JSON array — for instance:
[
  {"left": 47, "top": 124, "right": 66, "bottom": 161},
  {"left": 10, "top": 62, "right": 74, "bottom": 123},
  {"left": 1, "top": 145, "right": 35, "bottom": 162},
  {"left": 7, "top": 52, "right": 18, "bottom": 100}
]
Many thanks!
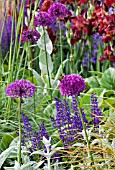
[{"left": 100, "top": 67, "right": 115, "bottom": 90}]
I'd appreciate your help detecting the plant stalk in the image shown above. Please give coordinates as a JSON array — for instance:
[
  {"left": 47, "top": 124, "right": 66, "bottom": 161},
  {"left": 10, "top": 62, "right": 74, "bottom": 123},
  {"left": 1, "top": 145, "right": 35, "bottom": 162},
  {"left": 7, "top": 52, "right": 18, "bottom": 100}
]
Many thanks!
[
  {"left": 43, "top": 26, "right": 52, "bottom": 99},
  {"left": 18, "top": 98, "right": 22, "bottom": 165},
  {"left": 79, "top": 108, "right": 96, "bottom": 170},
  {"left": 59, "top": 20, "right": 63, "bottom": 74}
]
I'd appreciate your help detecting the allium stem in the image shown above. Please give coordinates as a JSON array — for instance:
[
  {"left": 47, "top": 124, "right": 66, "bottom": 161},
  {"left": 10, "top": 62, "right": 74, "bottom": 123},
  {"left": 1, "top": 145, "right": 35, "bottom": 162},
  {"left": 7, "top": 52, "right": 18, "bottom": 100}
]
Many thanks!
[
  {"left": 43, "top": 27, "right": 52, "bottom": 99},
  {"left": 18, "top": 98, "right": 22, "bottom": 165},
  {"left": 59, "top": 20, "right": 63, "bottom": 74},
  {"left": 78, "top": 103, "right": 96, "bottom": 170}
]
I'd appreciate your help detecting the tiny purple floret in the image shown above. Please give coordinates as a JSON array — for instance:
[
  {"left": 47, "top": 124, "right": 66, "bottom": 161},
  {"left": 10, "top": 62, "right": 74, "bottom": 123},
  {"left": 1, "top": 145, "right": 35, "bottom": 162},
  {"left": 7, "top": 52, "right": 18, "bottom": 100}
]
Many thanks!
[
  {"left": 59, "top": 74, "right": 86, "bottom": 96},
  {"left": 22, "top": 28, "right": 40, "bottom": 42},
  {"left": 6, "top": 79, "right": 36, "bottom": 98}
]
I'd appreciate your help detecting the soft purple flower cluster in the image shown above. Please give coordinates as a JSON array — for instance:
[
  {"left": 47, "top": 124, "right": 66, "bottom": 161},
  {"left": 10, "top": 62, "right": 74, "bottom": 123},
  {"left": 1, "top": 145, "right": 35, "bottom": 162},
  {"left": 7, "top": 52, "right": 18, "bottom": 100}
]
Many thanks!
[
  {"left": 51, "top": 93, "right": 102, "bottom": 146},
  {"left": 51, "top": 98, "right": 75, "bottom": 146},
  {"left": 59, "top": 74, "right": 86, "bottom": 97},
  {"left": 82, "top": 33, "right": 104, "bottom": 67},
  {"left": 22, "top": 28, "right": 40, "bottom": 42},
  {"left": 22, "top": 113, "right": 33, "bottom": 147},
  {"left": 0, "top": 16, "right": 15, "bottom": 58},
  {"left": 48, "top": 2, "right": 68, "bottom": 18},
  {"left": 6, "top": 79, "right": 36, "bottom": 98},
  {"left": 22, "top": 113, "right": 49, "bottom": 152},
  {"left": 90, "top": 93, "right": 102, "bottom": 125},
  {"left": 72, "top": 95, "right": 83, "bottom": 131},
  {"left": 34, "top": 11, "right": 53, "bottom": 27}
]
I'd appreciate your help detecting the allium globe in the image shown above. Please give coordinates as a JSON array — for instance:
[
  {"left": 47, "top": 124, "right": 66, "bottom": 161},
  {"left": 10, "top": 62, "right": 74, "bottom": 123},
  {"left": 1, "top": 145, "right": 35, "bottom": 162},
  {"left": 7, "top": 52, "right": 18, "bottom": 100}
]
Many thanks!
[
  {"left": 34, "top": 11, "right": 53, "bottom": 27},
  {"left": 6, "top": 79, "right": 36, "bottom": 98},
  {"left": 59, "top": 74, "right": 86, "bottom": 96},
  {"left": 21, "top": 28, "right": 40, "bottom": 42},
  {"left": 48, "top": 2, "right": 68, "bottom": 18}
]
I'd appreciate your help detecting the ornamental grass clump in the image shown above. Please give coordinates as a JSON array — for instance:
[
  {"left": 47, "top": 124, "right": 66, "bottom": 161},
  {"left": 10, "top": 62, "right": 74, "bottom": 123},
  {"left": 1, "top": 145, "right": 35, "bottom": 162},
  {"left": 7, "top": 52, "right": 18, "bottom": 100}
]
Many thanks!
[{"left": 6, "top": 79, "right": 36, "bottom": 165}]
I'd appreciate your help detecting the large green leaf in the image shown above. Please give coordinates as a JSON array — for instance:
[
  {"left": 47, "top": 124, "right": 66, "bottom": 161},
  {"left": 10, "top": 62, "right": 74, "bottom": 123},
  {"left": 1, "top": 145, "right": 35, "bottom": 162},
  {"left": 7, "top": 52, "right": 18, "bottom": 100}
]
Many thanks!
[
  {"left": 0, "top": 133, "right": 17, "bottom": 151},
  {"left": 28, "top": 67, "right": 45, "bottom": 86},
  {"left": 86, "top": 76, "right": 100, "bottom": 88},
  {"left": 39, "top": 50, "right": 53, "bottom": 74},
  {"left": 0, "top": 146, "right": 16, "bottom": 169},
  {"left": 37, "top": 27, "right": 53, "bottom": 55},
  {"left": 100, "top": 68, "right": 115, "bottom": 90}
]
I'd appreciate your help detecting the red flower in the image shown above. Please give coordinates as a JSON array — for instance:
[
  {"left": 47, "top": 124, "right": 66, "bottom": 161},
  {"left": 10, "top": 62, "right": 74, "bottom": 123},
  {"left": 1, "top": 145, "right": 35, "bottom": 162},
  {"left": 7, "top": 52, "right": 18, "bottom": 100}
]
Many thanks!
[
  {"left": 41, "top": 0, "right": 53, "bottom": 11},
  {"left": 99, "top": 46, "right": 115, "bottom": 62},
  {"left": 102, "top": 34, "right": 112, "bottom": 43},
  {"left": 60, "top": 0, "right": 76, "bottom": 4},
  {"left": 71, "top": 28, "right": 82, "bottom": 44},
  {"left": 47, "top": 28, "right": 56, "bottom": 43},
  {"left": 104, "top": 0, "right": 115, "bottom": 7},
  {"left": 77, "top": 0, "right": 88, "bottom": 6}
]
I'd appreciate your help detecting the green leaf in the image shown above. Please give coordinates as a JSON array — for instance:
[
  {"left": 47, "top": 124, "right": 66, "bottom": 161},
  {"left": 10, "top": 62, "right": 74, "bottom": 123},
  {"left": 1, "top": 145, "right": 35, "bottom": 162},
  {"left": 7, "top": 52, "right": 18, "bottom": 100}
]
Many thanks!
[
  {"left": 53, "top": 59, "right": 69, "bottom": 86},
  {"left": 0, "top": 133, "right": 17, "bottom": 151},
  {"left": 31, "top": 150, "right": 45, "bottom": 156},
  {"left": 0, "top": 146, "right": 16, "bottom": 169},
  {"left": 39, "top": 50, "right": 53, "bottom": 74},
  {"left": 86, "top": 76, "right": 100, "bottom": 88},
  {"left": 100, "top": 67, "right": 115, "bottom": 90},
  {"left": 28, "top": 67, "right": 44, "bottom": 86},
  {"left": 37, "top": 27, "right": 53, "bottom": 55}
]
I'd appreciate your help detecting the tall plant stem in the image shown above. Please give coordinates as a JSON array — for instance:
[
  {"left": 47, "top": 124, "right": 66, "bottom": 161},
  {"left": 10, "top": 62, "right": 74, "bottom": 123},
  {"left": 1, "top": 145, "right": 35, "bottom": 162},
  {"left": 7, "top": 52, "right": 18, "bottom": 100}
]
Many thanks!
[
  {"left": 18, "top": 98, "right": 22, "bottom": 165},
  {"left": 47, "top": 147, "right": 51, "bottom": 170},
  {"left": 59, "top": 20, "right": 63, "bottom": 74},
  {"left": 79, "top": 108, "right": 96, "bottom": 170},
  {"left": 43, "top": 27, "right": 52, "bottom": 99}
]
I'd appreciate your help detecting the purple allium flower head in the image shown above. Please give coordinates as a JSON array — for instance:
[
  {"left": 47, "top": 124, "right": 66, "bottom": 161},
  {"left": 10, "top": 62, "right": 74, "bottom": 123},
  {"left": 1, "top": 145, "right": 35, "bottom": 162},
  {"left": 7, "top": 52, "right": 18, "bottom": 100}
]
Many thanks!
[
  {"left": 6, "top": 79, "right": 36, "bottom": 98},
  {"left": 59, "top": 74, "right": 86, "bottom": 96},
  {"left": 21, "top": 28, "right": 40, "bottom": 42},
  {"left": 34, "top": 11, "right": 53, "bottom": 27},
  {"left": 48, "top": 2, "right": 68, "bottom": 18}
]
